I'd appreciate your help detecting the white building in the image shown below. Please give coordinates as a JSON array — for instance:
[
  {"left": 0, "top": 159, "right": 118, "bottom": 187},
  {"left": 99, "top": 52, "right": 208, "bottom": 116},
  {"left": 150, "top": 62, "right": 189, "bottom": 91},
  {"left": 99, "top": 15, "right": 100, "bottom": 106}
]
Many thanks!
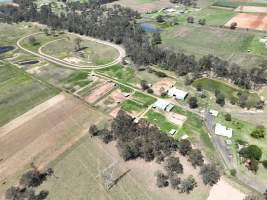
[
  {"left": 215, "top": 123, "right": 233, "bottom": 138},
  {"left": 153, "top": 99, "right": 173, "bottom": 111},
  {"left": 167, "top": 87, "right": 188, "bottom": 100},
  {"left": 169, "top": 129, "right": 176, "bottom": 135},
  {"left": 209, "top": 109, "right": 219, "bottom": 117}
]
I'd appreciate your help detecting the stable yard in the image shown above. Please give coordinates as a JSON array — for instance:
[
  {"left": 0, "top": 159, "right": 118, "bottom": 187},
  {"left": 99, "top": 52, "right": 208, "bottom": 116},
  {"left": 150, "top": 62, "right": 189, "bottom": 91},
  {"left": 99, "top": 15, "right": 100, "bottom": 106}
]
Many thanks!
[
  {"left": 0, "top": 62, "right": 59, "bottom": 126},
  {"left": 0, "top": 93, "right": 106, "bottom": 196},
  {"left": 225, "top": 13, "right": 267, "bottom": 30},
  {"left": 37, "top": 137, "right": 211, "bottom": 200},
  {"left": 152, "top": 78, "right": 176, "bottom": 96}
]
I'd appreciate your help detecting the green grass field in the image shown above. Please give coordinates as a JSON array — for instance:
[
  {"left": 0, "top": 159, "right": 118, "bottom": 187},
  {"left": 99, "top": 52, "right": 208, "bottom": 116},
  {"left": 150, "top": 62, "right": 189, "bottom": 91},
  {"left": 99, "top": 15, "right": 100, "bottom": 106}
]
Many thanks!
[
  {"left": 98, "top": 65, "right": 137, "bottom": 85},
  {"left": 0, "top": 62, "right": 59, "bottom": 126},
  {"left": 41, "top": 36, "right": 119, "bottom": 66},
  {"left": 145, "top": 110, "right": 179, "bottom": 132},
  {"left": 121, "top": 99, "right": 145, "bottom": 113},
  {"left": 131, "top": 92, "right": 156, "bottom": 107},
  {"left": 161, "top": 24, "right": 266, "bottom": 69}
]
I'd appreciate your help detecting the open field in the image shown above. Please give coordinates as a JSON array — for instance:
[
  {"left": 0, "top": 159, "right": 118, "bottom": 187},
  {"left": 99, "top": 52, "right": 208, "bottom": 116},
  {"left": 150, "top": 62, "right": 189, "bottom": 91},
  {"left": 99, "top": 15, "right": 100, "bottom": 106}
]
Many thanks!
[
  {"left": 225, "top": 13, "right": 267, "bottom": 30},
  {"left": 37, "top": 136, "right": 211, "bottom": 200},
  {"left": 41, "top": 37, "right": 119, "bottom": 66},
  {"left": 107, "top": 0, "right": 173, "bottom": 13},
  {"left": 161, "top": 24, "right": 267, "bottom": 69},
  {"left": 0, "top": 62, "right": 59, "bottom": 126},
  {"left": 0, "top": 93, "right": 106, "bottom": 195},
  {"left": 213, "top": 0, "right": 267, "bottom": 8}
]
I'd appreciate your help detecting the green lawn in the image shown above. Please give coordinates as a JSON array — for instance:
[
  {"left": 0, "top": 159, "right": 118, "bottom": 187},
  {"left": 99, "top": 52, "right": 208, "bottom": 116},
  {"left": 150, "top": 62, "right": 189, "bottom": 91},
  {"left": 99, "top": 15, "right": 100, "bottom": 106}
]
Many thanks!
[
  {"left": 121, "top": 99, "right": 145, "bottom": 113},
  {"left": 0, "top": 62, "right": 59, "bottom": 126},
  {"left": 131, "top": 92, "right": 156, "bottom": 107},
  {"left": 145, "top": 110, "right": 179, "bottom": 133},
  {"left": 97, "top": 65, "right": 137, "bottom": 85},
  {"left": 61, "top": 71, "right": 91, "bottom": 90}
]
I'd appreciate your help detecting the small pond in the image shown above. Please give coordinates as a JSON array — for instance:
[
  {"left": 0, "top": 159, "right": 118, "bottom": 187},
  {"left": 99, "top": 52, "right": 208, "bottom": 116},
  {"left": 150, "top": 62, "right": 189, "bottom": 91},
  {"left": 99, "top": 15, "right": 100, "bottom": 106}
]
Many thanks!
[
  {"left": 19, "top": 60, "right": 39, "bottom": 65},
  {"left": 0, "top": 46, "right": 15, "bottom": 54},
  {"left": 140, "top": 23, "right": 161, "bottom": 33}
]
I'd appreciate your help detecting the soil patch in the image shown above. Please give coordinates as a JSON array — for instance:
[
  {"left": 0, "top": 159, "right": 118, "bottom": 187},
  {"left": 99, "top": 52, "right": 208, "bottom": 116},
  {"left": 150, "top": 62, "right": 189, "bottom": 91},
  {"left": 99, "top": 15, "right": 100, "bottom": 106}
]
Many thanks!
[
  {"left": 85, "top": 82, "right": 114, "bottom": 104},
  {"left": 225, "top": 13, "right": 267, "bottom": 30},
  {"left": 152, "top": 78, "right": 176, "bottom": 96},
  {"left": 165, "top": 112, "right": 187, "bottom": 126}
]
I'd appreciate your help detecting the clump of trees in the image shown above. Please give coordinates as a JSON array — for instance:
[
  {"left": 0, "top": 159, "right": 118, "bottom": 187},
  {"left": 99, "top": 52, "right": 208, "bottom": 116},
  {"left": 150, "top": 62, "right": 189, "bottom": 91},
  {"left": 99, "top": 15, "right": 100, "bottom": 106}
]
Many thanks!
[
  {"left": 200, "top": 164, "right": 220, "bottom": 186},
  {"left": 90, "top": 111, "right": 178, "bottom": 162},
  {"left": 178, "top": 175, "right": 197, "bottom": 193},
  {"left": 239, "top": 145, "right": 263, "bottom": 173},
  {"left": 188, "top": 97, "right": 198, "bottom": 108},
  {"left": 6, "top": 168, "right": 53, "bottom": 200}
]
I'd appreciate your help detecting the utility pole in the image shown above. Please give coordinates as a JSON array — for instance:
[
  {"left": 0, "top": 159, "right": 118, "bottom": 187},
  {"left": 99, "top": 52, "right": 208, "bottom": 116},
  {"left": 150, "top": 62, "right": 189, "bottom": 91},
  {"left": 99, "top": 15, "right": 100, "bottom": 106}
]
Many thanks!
[{"left": 97, "top": 161, "right": 118, "bottom": 190}]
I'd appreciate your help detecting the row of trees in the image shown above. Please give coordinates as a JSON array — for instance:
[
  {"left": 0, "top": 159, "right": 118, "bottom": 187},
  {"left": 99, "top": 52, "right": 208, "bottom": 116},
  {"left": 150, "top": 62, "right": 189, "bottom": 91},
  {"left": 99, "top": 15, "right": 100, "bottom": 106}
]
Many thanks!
[{"left": 0, "top": 0, "right": 266, "bottom": 91}]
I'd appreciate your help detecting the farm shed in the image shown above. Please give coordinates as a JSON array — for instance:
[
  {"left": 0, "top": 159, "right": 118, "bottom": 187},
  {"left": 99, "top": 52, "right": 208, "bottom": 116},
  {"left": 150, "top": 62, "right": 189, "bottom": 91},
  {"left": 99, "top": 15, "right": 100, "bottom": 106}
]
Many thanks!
[
  {"left": 209, "top": 109, "right": 219, "bottom": 117},
  {"left": 215, "top": 123, "right": 233, "bottom": 138},
  {"left": 153, "top": 99, "right": 173, "bottom": 111},
  {"left": 167, "top": 87, "right": 188, "bottom": 100}
]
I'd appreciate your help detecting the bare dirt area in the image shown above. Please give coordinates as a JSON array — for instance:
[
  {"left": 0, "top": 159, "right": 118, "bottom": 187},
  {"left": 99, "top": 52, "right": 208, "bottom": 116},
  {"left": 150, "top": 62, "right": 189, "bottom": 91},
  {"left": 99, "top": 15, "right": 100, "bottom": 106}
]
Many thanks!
[
  {"left": 109, "top": 106, "right": 121, "bottom": 118},
  {"left": 152, "top": 78, "right": 176, "bottom": 95},
  {"left": 225, "top": 13, "right": 267, "bottom": 30},
  {"left": 84, "top": 81, "right": 114, "bottom": 104},
  {"left": 107, "top": 0, "right": 173, "bottom": 13},
  {"left": 165, "top": 112, "right": 187, "bottom": 126},
  {"left": 208, "top": 178, "right": 245, "bottom": 200},
  {"left": 96, "top": 89, "right": 126, "bottom": 113},
  {"left": 0, "top": 93, "right": 105, "bottom": 196},
  {"left": 235, "top": 6, "right": 267, "bottom": 13}
]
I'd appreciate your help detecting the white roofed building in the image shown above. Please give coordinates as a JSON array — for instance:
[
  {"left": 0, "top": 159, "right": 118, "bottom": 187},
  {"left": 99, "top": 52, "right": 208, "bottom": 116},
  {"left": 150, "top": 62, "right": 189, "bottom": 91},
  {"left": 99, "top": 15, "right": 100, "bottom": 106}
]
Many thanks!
[
  {"left": 209, "top": 109, "right": 219, "bottom": 117},
  {"left": 153, "top": 99, "right": 173, "bottom": 111},
  {"left": 215, "top": 123, "right": 233, "bottom": 138},
  {"left": 167, "top": 87, "right": 188, "bottom": 100}
]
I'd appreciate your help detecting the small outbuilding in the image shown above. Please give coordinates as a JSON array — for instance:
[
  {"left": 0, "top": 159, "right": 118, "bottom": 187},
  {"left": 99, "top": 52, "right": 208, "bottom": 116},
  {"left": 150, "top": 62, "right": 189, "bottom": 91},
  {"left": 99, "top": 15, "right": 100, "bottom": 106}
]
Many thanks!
[
  {"left": 209, "top": 109, "right": 219, "bottom": 117},
  {"left": 169, "top": 129, "right": 176, "bottom": 135},
  {"left": 215, "top": 123, "right": 233, "bottom": 138},
  {"left": 167, "top": 87, "right": 188, "bottom": 100},
  {"left": 153, "top": 99, "right": 173, "bottom": 112}
]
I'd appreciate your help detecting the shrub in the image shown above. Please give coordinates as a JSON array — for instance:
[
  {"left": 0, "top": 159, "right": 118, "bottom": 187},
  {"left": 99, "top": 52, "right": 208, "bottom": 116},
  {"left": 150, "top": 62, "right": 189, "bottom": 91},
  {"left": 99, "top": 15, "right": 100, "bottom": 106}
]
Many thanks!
[
  {"left": 250, "top": 126, "right": 265, "bottom": 139},
  {"left": 147, "top": 88, "right": 154, "bottom": 94},
  {"left": 262, "top": 160, "right": 267, "bottom": 169},
  {"left": 156, "top": 171, "right": 169, "bottom": 188},
  {"left": 89, "top": 125, "right": 99, "bottom": 136},
  {"left": 188, "top": 97, "right": 198, "bottom": 108},
  {"left": 178, "top": 139, "right": 192, "bottom": 156},
  {"left": 225, "top": 113, "right": 231, "bottom": 121},
  {"left": 178, "top": 175, "right": 197, "bottom": 193},
  {"left": 187, "top": 16, "right": 194, "bottom": 23},
  {"left": 200, "top": 164, "right": 220, "bottom": 186},
  {"left": 188, "top": 149, "right": 204, "bottom": 167},
  {"left": 239, "top": 145, "right": 262, "bottom": 161},
  {"left": 164, "top": 156, "right": 183, "bottom": 174},
  {"left": 230, "top": 169, "right": 237, "bottom": 176},
  {"left": 169, "top": 175, "right": 181, "bottom": 189},
  {"left": 230, "top": 22, "right": 237, "bottom": 29}
]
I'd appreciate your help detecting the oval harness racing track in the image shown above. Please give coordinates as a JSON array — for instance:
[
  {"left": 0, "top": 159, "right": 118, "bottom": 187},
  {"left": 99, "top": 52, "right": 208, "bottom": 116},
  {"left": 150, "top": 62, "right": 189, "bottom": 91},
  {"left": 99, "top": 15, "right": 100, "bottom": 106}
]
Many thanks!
[{"left": 17, "top": 32, "right": 126, "bottom": 70}]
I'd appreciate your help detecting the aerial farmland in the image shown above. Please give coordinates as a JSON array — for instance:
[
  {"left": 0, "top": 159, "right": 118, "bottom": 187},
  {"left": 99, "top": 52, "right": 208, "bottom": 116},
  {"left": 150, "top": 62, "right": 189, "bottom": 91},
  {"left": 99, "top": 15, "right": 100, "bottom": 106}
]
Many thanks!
[{"left": 0, "top": 0, "right": 267, "bottom": 200}]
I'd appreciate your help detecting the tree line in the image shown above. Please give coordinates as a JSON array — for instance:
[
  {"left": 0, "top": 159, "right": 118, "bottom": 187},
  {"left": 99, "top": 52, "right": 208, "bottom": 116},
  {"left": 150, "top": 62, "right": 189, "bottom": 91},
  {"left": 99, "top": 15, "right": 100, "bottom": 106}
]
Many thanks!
[{"left": 0, "top": 0, "right": 266, "bottom": 90}]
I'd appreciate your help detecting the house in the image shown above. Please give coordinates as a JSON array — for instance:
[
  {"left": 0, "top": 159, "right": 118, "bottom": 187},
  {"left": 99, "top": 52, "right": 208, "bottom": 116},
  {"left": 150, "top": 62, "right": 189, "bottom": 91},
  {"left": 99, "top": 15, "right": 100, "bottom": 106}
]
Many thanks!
[
  {"left": 209, "top": 109, "right": 219, "bottom": 117},
  {"left": 167, "top": 87, "right": 188, "bottom": 100},
  {"left": 153, "top": 99, "right": 173, "bottom": 112},
  {"left": 169, "top": 129, "right": 176, "bottom": 135},
  {"left": 215, "top": 123, "right": 233, "bottom": 138}
]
